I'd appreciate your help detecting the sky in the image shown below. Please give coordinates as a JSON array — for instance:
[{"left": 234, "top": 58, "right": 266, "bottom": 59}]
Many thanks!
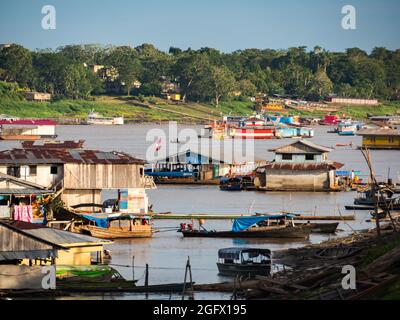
[{"left": 0, "top": 0, "right": 399, "bottom": 52}]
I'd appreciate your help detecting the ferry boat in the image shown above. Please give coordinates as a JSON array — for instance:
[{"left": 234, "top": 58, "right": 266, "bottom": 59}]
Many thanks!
[
  {"left": 338, "top": 122, "right": 357, "bottom": 136},
  {"left": 229, "top": 126, "right": 275, "bottom": 139},
  {"left": 86, "top": 110, "right": 124, "bottom": 125}
]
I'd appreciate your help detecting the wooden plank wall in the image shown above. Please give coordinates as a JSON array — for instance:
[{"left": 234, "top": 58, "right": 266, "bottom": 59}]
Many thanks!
[{"left": 63, "top": 164, "right": 144, "bottom": 189}]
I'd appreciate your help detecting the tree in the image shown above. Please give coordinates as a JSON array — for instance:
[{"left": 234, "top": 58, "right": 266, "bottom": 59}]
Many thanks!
[
  {"left": 208, "top": 65, "right": 236, "bottom": 107},
  {"left": 0, "top": 45, "right": 33, "bottom": 87}
]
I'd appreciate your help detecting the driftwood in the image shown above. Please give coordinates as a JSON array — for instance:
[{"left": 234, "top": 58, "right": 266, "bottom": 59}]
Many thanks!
[{"left": 363, "top": 245, "right": 400, "bottom": 275}]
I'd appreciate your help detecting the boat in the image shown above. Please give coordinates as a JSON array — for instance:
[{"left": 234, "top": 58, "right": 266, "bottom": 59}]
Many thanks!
[
  {"left": 0, "top": 134, "right": 40, "bottom": 141},
  {"left": 337, "top": 122, "right": 357, "bottom": 136},
  {"left": 229, "top": 127, "right": 275, "bottom": 139},
  {"left": 79, "top": 215, "right": 153, "bottom": 239},
  {"left": 86, "top": 110, "right": 124, "bottom": 125},
  {"left": 314, "top": 246, "right": 362, "bottom": 260},
  {"left": 179, "top": 214, "right": 311, "bottom": 239},
  {"left": 219, "top": 176, "right": 255, "bottom": 191},
  {"left": 295, "top": 222, "right": 339, "bottom": 234},
  {"left": 216, "top": 248, "right": 272, "bottom": 278}
]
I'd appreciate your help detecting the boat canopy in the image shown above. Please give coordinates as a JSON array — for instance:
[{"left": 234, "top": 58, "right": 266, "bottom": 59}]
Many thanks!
[
  {"left": 82, "top": 214, "right": 150, "bottom": 229},
  {"left": 218, "top": 248, "right": 271, "bottom": 260},
  {"left": 231, "top": 214, "right": 296, "bottom": 232}
]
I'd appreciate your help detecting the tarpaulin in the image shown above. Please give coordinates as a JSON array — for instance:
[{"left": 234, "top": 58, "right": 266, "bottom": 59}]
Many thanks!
[
  {"left": 82, "top": 215, "right": 109, "bottom": 228},
  {"left": 231, "top": 214, "right": 295, "bottom": 232}
]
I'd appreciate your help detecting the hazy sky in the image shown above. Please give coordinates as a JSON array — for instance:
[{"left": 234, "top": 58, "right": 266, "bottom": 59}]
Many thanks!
[{"left": 0, "top": 0, "right": 399, "bottom": 52}]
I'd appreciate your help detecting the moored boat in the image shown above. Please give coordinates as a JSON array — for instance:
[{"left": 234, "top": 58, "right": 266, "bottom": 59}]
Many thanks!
[
  {"left": 217, "top": 248, "right": 272, "bottom": 277},
  {"left": 179, "top": 214, "right": 310, "bottom": 239},
  {"left": 295, "top": 222, "right": 339, "bottom": 234},
  {"left": 79, "top": 215, "right": 153, "bottom": 239}
]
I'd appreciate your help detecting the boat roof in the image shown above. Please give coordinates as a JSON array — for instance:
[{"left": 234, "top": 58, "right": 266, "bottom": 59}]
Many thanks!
[
  {"left": 232, "top": 214, "right": 295, "bottom": 232},
  {"left": 218, "top": 247, "right": 271, "bottom": 260}
]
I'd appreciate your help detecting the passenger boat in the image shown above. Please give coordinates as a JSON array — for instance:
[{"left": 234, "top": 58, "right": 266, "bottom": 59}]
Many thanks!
[
  {"left": 229, "top": 127, "right": 275, "bottom": 139},
  {"left": 79, "top": 215, "right": 153, "bottom": 239},
  {"left": 86, "top": 110, "right": 124, "bottom": 125},
  {"left": 179, "top": 214, "right": 310, "bottom": 239},
  {"left": 337, "top": 122, "right": 357, "bottom": 136},
  {"left": 217, "top": 248, "right": 272, "bottom": 277}
]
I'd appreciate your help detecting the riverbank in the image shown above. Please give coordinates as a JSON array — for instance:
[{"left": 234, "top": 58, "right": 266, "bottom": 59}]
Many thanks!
[{"left": 1, "top": 95, "right": 399, "bottom": 123}]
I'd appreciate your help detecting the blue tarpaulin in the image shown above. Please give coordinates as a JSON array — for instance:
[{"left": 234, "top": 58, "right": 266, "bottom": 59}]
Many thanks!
[
  {"left": 82, "top": 215, "right": 109, "bottom": 228},
  {"left": 231, "top": 214, "right": 295, "bottom": 232}
]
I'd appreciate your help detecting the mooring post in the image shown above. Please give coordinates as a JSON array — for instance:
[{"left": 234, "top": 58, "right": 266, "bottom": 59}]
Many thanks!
[
  {"left": 145, "top": 263, "right": 149, "bottom": 287},
  {"left": 132, "top": 256, "right": 135, "bottom": 283},
  {"left": 182, "top": 256, "right": 194, "bottom": 300}
]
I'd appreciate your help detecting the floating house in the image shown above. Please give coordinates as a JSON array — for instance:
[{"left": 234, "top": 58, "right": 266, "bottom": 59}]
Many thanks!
[
  {"left": 146, "top": 150, "right": 259, "bottom": 184},
  {"left": 0, "top": 143, "right": 152, "bottom": 216},
  {"left": 0, "top": 119, "right": 57, "bottom": 140},
  {"left": 357, "top": 128, "right": 400, "bottom": 149},
  {"left": 255, "top": 140, "right": 344, "bottom": 191}
]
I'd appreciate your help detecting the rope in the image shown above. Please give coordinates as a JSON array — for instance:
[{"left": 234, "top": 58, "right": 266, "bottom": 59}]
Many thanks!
[{"left": 109, "top": 263, "right": 215, "bottom": 271}]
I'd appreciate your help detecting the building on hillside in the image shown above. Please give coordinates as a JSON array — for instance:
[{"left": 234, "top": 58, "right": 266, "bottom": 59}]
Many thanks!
[
  {"left": 357, "top": 128, "right": 400, "bottom": 149},
  {"left": 145, "top": 149, "right": 260, "bottom": 184},
  {"left": 326, "top": 96, "right": 379, "bottom": 106},
  {"left": 24, "top": 92, "right": 52, "bottom": 102},
  {"left": 255, "top": 140, "right": 344, "bottom": 191},
  {"left": 0, "top": 143, "right": 154, "bottom": 215}
]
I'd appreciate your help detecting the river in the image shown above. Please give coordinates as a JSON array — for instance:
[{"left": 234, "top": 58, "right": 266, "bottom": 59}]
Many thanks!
[{"left": 1, "top": 124, "right": 399, "bottom": 300}]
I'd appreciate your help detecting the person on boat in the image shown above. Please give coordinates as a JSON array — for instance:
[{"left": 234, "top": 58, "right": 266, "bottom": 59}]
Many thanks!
[
  {"left": 188, "top": 224, "right": 193, "bottom": 231},
  {"left": 103, "top": 249, "right": 112, "bottom": 260}
]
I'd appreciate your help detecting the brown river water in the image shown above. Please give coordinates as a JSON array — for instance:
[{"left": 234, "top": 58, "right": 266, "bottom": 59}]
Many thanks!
[{"left": 2, "top": 124, "right": 399, "bottom": 300}]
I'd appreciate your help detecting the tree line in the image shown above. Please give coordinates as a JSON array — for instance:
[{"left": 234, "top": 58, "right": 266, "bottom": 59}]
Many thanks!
[{"left": 0, "top": 43, "right": 399, "bottom": 105}]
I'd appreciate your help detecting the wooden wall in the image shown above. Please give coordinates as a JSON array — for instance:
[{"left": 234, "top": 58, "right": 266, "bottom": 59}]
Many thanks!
[{"left": 63, "top": 163, "right": 144, "bottom": 189}]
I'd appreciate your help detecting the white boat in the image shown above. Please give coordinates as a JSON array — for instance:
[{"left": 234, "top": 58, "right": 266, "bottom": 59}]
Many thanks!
[{"left": 86, "top": 110, "right": 124, "bottom": 125}]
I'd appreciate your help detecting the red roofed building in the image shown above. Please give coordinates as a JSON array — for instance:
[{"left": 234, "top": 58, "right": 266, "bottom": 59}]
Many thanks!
[{"left": 255, "top": 140, "right": 344, "bottom": 191}]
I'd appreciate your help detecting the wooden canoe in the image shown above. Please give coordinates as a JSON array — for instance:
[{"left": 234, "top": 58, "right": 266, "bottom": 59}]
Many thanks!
[
  {"left": 81, "top": 225, "right": 153, "bottom": 239},
  {"left": 296, "top": 222, "right": 339, "bottom": 234}
]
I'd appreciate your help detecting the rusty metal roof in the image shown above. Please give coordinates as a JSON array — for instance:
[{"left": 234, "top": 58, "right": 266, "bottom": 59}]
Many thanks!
[
  {"left": 357, "top": 128, "right": 400, "bottom": 136},
  {"left": 0, "top": 148, "right": 145, "bottom": 165},
  {"left": 258, "top": 161, "right": 344, "bottom": 171}
]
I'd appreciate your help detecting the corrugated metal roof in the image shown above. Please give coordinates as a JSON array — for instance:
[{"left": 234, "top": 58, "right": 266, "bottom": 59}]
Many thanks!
[
  {"left": 258, "top": 161, "right": 344, "bottom": 171},
  {"left": 0, "top": 188, "right": 54, "bottom": 195},
  {"left": 0, "top": 250, "right": 57, "bottom": 261},
  {"left": 0, "top": 148, "right": 145, "bottom": 165},
  {"left": 2, "top": 221, "right": 111, "bottom": 247},
  {"left": 269, "top": 139, "right": 333, "bottom": 153},
  {"left": 357, "top": 128, "right": 400, "bottom": 136}
]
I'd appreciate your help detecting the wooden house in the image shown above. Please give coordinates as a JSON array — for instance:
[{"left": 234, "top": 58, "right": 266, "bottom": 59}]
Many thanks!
[
  {"left": 0, "top": 145, "right": 151, "bottom": 213},
  {"left": 357, "top": 128, "right": 400, "bottom": 149},
  {"left": 255, "top": 140, "right": 344, "bottom": 191},
  {"left": 24, "top": 92, "right": 52, "bottom": 102}
]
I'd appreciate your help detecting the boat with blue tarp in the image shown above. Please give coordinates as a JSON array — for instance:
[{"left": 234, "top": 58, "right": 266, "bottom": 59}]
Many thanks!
[{"left": 179, "top": 214, "right": 310, "bottom": 239}]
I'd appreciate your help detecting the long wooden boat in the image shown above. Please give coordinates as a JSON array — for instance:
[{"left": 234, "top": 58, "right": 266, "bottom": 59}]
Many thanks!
[
  {"left": 296, "top": 222, "right": 339, "bottom": 234},
  {"left": 314, "top": 246, "right": 362, "bottom": 260},
  {"left": 81, "top": 224, "right": 152, "bottom": 239},
  {"left": 181, "top": 226, "right": 310, "bottom": 239}
]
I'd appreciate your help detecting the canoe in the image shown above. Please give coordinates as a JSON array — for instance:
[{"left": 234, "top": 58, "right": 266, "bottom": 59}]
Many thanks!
[
  {"left": 181, "top": 226, "right": 310, "bottom": 239},
  {"left": 314, "top": 246, "right": 362, "bottom": 260},
  {"left": 296, "top": 222, "right": 339, "bottom": 234},
  {"left": 81, "top": 224, "right": 153, "bottom": 239}
]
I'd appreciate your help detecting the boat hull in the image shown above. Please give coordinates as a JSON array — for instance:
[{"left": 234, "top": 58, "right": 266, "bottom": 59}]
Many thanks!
[
  {"left": 0, "top": 135, "right": 40, "bottom": 141},
  {"left": 296, "top": 222, "right": 339, "bottom": 234},
  {"left": 82, "top": 225, "right": 153, "bottom": 239},
  {"left": 182, "top": 227, "right": 310, "bottom": 239},
  {"left": 217, "top": 263, "right": 271, "bottom": 277}
]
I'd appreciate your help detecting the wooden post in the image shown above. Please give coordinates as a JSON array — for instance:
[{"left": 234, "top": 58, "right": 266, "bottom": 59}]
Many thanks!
[
  {"left": 132, "top": 256, "right": 135, "bottom": 283},
  {"left": 182, "top": 256, "right": 194, "bottom": 300},
  {"left": 145, "top": 263, "right": 149, "bottom": 287}
]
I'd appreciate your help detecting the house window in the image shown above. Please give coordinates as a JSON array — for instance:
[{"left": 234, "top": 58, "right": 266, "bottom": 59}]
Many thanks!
[
  {"left": 7, "top": 166, "right": 20, "bottom": 178},
  {"left": 50, "top": 166, "right": 58, "bottom": 175},
  {"left": 29, "top": 165, "right": 37, "bottom": 176},
  {"left": 140, "top": 168, "right": 144, "bottom": 176},
  {"left": 282, "top": 154, "right": 293, "bottom": 160},
  {"left": 305, "top": 154, "right": 315, "bottom": 161}
]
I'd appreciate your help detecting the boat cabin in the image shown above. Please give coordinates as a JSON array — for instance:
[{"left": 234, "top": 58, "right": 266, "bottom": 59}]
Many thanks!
[{"left": 217, "top": 248, "right": 272, "bottom": 277}]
